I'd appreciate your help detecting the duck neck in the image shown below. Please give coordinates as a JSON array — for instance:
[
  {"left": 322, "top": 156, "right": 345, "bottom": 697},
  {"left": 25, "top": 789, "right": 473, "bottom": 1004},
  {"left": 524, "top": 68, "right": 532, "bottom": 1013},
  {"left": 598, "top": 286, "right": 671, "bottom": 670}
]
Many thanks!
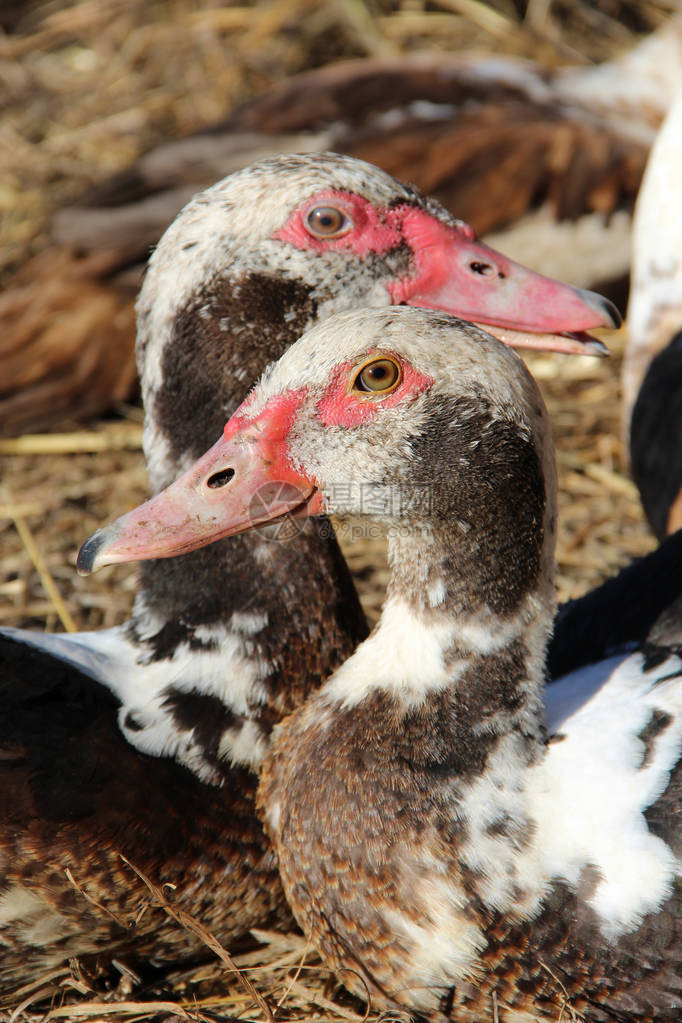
[
  {"left": 326, "top": 533, "right": 552, "bottom": 767},
  {"left": 125, "top": 267, "right": 367, "bottom": 762},
  {"left": 323, "top": 393, "right": 558, "bottom": 768}
]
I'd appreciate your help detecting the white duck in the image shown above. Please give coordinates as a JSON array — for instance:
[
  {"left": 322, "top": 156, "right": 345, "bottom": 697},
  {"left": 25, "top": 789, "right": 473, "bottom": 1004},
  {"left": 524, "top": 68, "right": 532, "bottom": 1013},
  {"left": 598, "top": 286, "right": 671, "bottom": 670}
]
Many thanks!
[{"left": 84, "top": 305, "right": 681, "bottom": 1022}]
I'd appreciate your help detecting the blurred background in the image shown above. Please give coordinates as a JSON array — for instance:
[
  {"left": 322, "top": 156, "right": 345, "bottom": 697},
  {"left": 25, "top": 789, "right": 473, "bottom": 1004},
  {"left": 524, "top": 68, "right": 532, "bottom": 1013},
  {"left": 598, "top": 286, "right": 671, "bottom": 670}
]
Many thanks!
[{"left": 2, "top": 0, "right": 676, "bottom": 280}]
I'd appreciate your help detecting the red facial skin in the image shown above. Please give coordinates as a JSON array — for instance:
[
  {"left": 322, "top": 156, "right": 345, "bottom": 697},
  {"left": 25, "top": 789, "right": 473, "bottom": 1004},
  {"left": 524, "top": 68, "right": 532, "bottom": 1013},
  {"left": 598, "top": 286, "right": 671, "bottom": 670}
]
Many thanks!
[
  {"left": 274, "top": 190, "right": 404, "bottom": 257},
  {"left": 220, "top": 388, "right": 326, "bottom": 518},
  {"left": 223, "top": 389, "right": 307, "bottom": 477},
  {"left": 273, "top": 189, "right": 618, "bottom": 341},
  {"left": 77, "top": 389, "right": 318, "bottom": 574},
  {"left": 316, "top": 353, "right": 433, "bottom": 428},
  {"left": 78, "top": 354, "right": 431, "bottom": 574}
]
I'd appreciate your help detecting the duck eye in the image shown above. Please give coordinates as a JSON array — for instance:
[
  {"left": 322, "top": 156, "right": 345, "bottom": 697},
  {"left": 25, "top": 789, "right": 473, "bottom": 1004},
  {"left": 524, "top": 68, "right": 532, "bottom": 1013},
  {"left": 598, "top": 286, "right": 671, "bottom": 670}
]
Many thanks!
[
  {"left": 352, "top": 357, "right": 402, "bottom": 395},
  {"left": 305, "top": 205, "right": 350, "bottom": 238}
]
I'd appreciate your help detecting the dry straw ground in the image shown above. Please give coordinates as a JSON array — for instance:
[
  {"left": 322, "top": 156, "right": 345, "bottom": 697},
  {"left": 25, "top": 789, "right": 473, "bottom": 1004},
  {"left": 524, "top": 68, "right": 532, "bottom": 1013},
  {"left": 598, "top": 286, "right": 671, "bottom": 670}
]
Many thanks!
[{"left": 0, "top": 1, "right": 673, "bottom": 1020}]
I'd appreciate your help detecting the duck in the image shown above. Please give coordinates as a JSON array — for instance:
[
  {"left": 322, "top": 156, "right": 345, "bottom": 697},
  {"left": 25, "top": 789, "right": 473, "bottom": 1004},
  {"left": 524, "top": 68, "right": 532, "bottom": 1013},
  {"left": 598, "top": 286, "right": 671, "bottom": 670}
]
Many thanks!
[
  {"left": 4, "top": 15, "right": 682, "bottom": 434},
  {"left": 0, "top": 153, "right": 617, "bottom": 993},
  {"left": 623, "top": 88, "right": 682, "bottom": 540},
  {"left": 82, "top": 304, "right": 681, "bottom": 1022}
]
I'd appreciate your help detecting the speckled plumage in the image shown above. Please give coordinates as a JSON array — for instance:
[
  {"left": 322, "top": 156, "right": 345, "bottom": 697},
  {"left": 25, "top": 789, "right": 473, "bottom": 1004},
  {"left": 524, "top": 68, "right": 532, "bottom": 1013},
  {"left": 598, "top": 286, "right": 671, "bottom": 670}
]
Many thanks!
[
  {"left": 0, "top": 640, "right": 289, "bottom": 973},
  {"left": 235, "top": 308, "right": 681, "bottom": 1022},
  {"left": 261, "top": 692, "right": 680, "bottom": 1021}
]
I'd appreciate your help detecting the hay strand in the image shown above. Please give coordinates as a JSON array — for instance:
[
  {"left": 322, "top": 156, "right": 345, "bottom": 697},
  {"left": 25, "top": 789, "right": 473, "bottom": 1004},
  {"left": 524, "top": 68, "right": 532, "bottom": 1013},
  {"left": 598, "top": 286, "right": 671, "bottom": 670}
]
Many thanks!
[
  {"left": 119, "top": 856, "right": 275, "bottom": 1023},
  {"left": 0, "top": 426, "right": 143, "bottom": 455},
  {"left": 1, "top": 483, "right": 78, "bottom": 633}
]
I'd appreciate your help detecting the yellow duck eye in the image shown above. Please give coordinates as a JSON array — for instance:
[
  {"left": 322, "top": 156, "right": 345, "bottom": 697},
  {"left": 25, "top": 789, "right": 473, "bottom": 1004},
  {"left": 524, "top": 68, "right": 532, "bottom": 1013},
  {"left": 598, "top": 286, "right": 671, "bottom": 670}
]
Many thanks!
[
  {"left": 305, "top": 205, "right": 350, "bottom": 238},
  {"left": 352, "top": 357, "right": 402, "bottom": 395}
]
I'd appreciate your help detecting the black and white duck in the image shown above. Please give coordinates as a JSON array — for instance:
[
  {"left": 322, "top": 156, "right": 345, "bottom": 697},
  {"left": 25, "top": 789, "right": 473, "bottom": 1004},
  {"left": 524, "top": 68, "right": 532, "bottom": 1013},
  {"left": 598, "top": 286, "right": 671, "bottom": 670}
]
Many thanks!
[
  {"left": 83, "top": 305, "right": 681, "bottom": 1021},
  {"left": 0, "top": 153, "right": 617, "bottom": 989}
]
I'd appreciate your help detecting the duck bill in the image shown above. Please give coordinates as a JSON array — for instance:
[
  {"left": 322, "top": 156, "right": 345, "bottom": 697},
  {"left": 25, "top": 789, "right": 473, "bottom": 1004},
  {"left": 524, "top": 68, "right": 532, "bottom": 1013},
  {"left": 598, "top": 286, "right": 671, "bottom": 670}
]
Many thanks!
[
  {"left": 391, "top": 209, "right": 620, "bottom": 354},
  {"left": 474, "top": 325, "right": 610, "bottom": 358},
  {"left": 77, "top": 417, "right": 320, "bottom": 575}
]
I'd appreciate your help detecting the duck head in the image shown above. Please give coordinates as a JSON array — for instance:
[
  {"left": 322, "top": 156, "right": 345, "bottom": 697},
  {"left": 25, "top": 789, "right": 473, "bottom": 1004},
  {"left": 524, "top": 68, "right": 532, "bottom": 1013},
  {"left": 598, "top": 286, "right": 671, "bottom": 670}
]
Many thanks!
[
  {"left": 81, "top": 304, "right": 556, "bottom": 630},
  {"left": 146, "top": 152, "right": 618, "bottom": 363}
]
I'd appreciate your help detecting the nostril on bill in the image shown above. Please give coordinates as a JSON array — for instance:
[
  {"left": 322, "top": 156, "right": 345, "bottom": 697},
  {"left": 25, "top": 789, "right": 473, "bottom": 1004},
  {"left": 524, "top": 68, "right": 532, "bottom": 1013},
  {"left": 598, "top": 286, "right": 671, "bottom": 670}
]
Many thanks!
[
  {"left": 470, "top": 261, "right": 495, "bottom": 277},
  {"left": 207, "top": 468, "right": 235, "bottom": 489}
]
